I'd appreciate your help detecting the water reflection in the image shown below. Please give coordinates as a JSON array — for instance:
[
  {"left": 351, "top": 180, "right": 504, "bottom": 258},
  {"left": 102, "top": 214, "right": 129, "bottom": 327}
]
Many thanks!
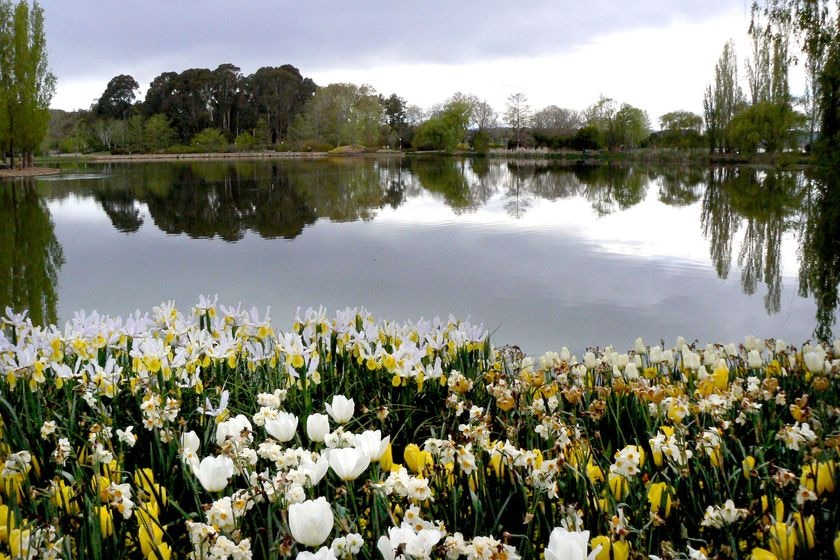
[
  {"left": 6, "top": 158, "right": 840, "bottom": 343},
  {"left": 798, "top": 166, "right": 840, "bottom": 342},
  {"left": 0, "top": 180, "right": 64, "bottom": 325}
]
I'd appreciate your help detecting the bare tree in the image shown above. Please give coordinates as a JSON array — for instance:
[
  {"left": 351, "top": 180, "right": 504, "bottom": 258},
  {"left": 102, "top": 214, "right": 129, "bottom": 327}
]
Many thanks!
[{"left": 504, "top": 92, "right": 531, "bottom": 149}]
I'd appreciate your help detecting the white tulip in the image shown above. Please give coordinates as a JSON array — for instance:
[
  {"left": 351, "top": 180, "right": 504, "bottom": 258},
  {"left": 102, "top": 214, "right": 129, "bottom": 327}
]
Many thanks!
[
  {"left": 288, "top": 496, "right": 334, "bottom": 547},
  {"left": 296, "top": 547, "right": 337, "bottom": 560},
  {"left": 265, "top": 411, "right": 298, "bottom": 442},
  {"left": 192, "top": 454, "right": 234, "bottom": 492},
  {"left": 377, "top": 524, "right": 442, "bottom": 560},
  {"left": 216, "top": 414, "right": 253, "bottom": 446},
  {"left": 355, "top": 430, "right": 390, "bottom": 461},
  {"left": 300, "top": 452, "right": 329, "bottom": 486},
  {"left": 325, "top": 395, "right": 355, "bottom": 424},
  {"left": 180, "top": 430, "right": 201, "bottom": 471},
  {"left": 544, "top": 527, "right": 602, "bottom": 560},
  {"left": 307, "top": 413, "right": 330, "bottom": 442},
  {"left": 747, "top": 349, "right": 763, "bottom": 369},
  {"left": 328, "top": 447, "right": 370, "bottom": 481},
  {"left": 804, "top": 347, "right": 826, "bottom": 373}
]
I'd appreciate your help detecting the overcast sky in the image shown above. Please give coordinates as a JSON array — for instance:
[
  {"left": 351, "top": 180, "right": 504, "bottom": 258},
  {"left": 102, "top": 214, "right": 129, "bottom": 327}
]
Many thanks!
[{"left": 43, "top": 1, "right": 756, "bottom": 123}]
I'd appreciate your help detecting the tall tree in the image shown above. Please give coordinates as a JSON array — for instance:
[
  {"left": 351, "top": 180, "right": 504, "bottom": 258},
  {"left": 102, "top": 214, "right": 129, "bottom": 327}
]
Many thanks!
[
  {"left": 703, "top": 40, "right": 745, "bottom": 153},
  {"left": 505, "top": 92, "right": 531, "bottom": 149},
  {"left": 659, "top": 110, "right": 703, "bottom": 132},
  {"left": 210, "top": 63, "right": 243, "bottom": 138},
  {"left": 248, "top": 65, "right": 316, "bottom": 144},
  {"left": 412, "top": 98, "right": 471, "bottom": 151},
  {"left": 532, "top": 105, "right": 582, "bottom": 130},
  {"left": 750, "top": 0, "right": 837, "bottom": 150},
  {"left": 0, "top": 1, "right": 54, "bottom": 167},
  {"left": 289, "top": 83, "right": 383, "bottom": 148},
  {"left": 94, "top": 74, "right": 139, "bottom": 120}
]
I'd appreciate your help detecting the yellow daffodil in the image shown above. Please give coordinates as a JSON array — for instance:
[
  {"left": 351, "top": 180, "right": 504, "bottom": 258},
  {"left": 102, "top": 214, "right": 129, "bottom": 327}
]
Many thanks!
[
  {"left": 800, "top": 460, "right": 836, "bottom": 495},
  {"left": 751, "top": 547, "right": 778, "bottom": 560},
  {"left": 613, "top": 540, "right": 630, "bottom": 560},
  {"left": 9, "top": 528, "right": 30, "bottom": 559},
  {"left": 768, "top": 521, "right": 796, "bottom": 560},
  {"left": 404, "top": 444, "right": 433, "bottom": 475},
  {"left": 791, "top": 512, "right": 815, "bottom": 550},
  {"left": 743, "top": 456, "right": 756, "bottom": 480},
  {"left": 647, "top": 481, "right": 672, "bottom": 518},
  {"left": 0, "top": 504, "right": 16, "bottom": 543},
  {"left": 587, "top": 460, "right": 605, "bottom": 484},
  {"left": 591, "top": 535, "right": 611, "bottom": 560},
  {"left": 608, "top": 473, "right": 629, "bottom": 500},
  {"left": 761, "top": 495, "right": 785, "bottom": 521},
  {"left": 99, "top": 505, "right": 114, "bottom": 538}
]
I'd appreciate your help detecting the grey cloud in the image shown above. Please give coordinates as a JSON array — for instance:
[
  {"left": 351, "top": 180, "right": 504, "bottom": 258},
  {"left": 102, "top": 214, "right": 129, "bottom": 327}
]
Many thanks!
[{"left": 44, "top": 0, "right": 739, "bottom": 87}]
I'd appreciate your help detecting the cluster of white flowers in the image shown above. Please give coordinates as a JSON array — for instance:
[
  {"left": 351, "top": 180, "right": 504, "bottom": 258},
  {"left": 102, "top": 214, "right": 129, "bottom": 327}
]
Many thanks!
[{"left": 700, "top": 499, "right": 748, "bottom": 528}]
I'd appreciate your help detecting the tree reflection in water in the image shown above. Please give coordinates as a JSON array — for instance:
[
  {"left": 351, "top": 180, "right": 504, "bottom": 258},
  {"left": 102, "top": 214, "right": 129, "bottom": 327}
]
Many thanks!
[
  {"left": 0, "top": 180, "right": 64, "bottom": 326},
  {"left": 7, "top": 159, "right": 840, "bottom": 337}
]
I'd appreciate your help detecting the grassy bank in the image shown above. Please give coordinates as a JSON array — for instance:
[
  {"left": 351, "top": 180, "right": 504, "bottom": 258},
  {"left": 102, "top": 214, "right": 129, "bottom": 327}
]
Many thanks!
[
  {"left": 33, "top": 147, "right": 814, "bottom": 169},
  {"left": 0, "top": 300, "right": 837, "bottom": 559}
]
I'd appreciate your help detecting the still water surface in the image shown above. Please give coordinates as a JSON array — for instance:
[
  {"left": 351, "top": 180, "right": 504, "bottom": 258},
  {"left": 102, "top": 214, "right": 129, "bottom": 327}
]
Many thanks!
[{"left": 2, "top": 158, "right": 838, "bottom": 354}]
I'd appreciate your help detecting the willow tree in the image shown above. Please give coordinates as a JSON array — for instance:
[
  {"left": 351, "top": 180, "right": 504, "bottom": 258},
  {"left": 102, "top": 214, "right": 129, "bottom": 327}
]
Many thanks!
[
  {"left": 0, "top": 1, "right": 54, "bottom": 168},
  {"left": 750, "top": 0, "right": 838, "bottom": 151}
]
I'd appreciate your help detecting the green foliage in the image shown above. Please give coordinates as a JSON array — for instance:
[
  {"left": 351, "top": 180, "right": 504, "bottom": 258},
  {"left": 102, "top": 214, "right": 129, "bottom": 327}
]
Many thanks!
[
  {"left": 0, "top": 0, "right": 55, "bottom": 167},
  {"left": 233, "top": 131, "right": 256, "bottom": 152},
  {"left": 289, "top": 83, "right": 384, "bottom": 149},
  {"left": 726, "top": 101, "right": 805, "bottom": 154},
  {"left": 191, "top": 127, "right": 228, "bottom": 152},
  {"left": 571, "top": 125, "right": 603, "bottom": 150},
  {"left": 413, "top": 100, "right": 470, "bottom": 151},
  {"left": 814, "top": 27, "right": 840, "bottom": 164},
  {"left": 584, "top": 97, "right": 649, "bottom": 149},
  {"left": 659, "top": 110, "right": 703, "bottom": 132},
  {"left": 614, "top": 104, "right": 650, "bottom": 148},
  {"left": 0, "top": 182, "right": 63, "bottom": 325},
  {"left": 94, "top": 74, "right": 139, "bottom": 120},
  {"left": 143, "top": 113, "right": 175, "bottom": 153},
  {"left": 704, "top": 40, "right": 746, "bottom": 153}
]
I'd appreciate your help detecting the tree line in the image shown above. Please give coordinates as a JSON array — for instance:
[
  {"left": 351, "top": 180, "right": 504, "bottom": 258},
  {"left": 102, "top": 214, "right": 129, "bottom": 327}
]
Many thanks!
[
  {"left": 0, "top": 0, "right": 53, "bottom": 168},
  {"left": 36, "top": 0, "right": 840, "bottom": 162}
]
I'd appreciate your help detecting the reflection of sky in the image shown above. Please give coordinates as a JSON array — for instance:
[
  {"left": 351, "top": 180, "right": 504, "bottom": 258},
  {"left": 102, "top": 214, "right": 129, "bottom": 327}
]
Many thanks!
[{"left": 48, "top": 183, "right": 817, "bottom": 357}]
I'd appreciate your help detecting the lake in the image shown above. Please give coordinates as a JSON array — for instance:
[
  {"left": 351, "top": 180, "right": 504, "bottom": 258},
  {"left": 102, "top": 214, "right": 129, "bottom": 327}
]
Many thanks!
[{"left": 2, "top": 157, "right": 838, "bottom": 355}]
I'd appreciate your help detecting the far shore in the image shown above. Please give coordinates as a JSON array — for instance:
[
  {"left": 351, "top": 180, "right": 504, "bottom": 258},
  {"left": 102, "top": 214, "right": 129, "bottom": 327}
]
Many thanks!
[{"left": 23, "top": 147, "right": 812, "bottom": 170}]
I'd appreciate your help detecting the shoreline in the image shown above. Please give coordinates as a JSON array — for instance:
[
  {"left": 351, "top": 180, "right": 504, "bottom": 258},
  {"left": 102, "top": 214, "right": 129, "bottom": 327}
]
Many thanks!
[{"left": 0, "top": 166, "right": 61, "bottom": 179}]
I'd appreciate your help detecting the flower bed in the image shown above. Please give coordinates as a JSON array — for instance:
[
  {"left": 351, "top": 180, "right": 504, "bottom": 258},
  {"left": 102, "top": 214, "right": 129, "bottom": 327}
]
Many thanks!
[{"left": 0, "top": 298, "right": 838, "bottom": 559}]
